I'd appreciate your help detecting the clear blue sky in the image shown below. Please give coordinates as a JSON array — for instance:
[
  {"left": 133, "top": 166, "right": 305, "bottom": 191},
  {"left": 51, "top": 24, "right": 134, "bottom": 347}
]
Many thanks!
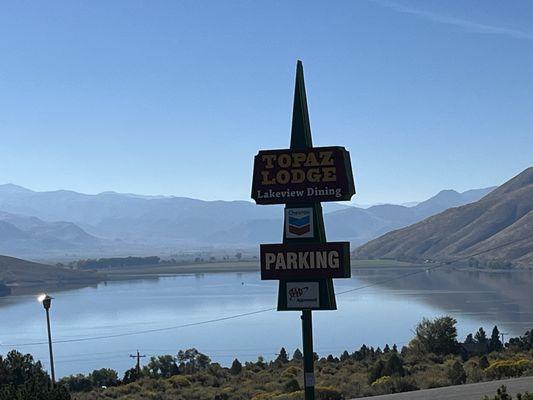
[{"left": 1, "top": 0, "right": 532, "bottom": 204}]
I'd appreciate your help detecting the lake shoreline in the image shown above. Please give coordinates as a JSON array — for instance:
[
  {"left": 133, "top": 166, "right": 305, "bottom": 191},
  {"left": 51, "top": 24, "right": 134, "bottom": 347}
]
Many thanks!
[
  {"left": 1, "top": 259, "right": 419, "bottom": 298},
  {"left": 96, "top": 259, "right": 428, "bottom": 281},
  {"left": 3, "top": 259, "right": 527, "bottom": 298}
]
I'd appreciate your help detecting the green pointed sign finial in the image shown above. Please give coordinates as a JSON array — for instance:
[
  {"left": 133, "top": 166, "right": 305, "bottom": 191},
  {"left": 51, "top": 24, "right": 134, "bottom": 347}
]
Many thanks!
[{"left": 290, "top": 60, "right": 313, "bottom": 150}]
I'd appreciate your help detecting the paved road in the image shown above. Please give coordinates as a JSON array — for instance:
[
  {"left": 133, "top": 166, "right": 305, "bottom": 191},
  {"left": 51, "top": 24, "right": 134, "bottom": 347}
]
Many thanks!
[{"left": 353, "top": 376, "right": 533, "bottom": 400}]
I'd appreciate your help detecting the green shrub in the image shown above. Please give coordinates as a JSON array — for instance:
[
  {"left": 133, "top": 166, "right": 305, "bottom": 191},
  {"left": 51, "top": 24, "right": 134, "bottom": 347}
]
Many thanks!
[
  {"left": 281, "top": 366, "right": 301, "bottom": 378},
  {"left": 168, "top": 375, "right": 192, "bottom": 388},
  {"left": 284, "top": 378, "right": 300, "bottom": 392},
  {"left": 371, "top": 376, "right": 392, "bottom": 387},
  {"left": 485, "top": 359, "right": 533, "bottom": 379}
]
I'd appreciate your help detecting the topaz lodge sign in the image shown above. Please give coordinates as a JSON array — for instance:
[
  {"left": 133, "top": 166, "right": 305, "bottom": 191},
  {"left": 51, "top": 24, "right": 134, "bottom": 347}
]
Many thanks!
[
  {"left": 251, "top": 146, "right": 355, "bottom": 204},
  {"left": 254, "top": 61, "right": 354, "bottom": 400},
  {"left": 260, "top": 242, "right": 350, "bottom": 280}
]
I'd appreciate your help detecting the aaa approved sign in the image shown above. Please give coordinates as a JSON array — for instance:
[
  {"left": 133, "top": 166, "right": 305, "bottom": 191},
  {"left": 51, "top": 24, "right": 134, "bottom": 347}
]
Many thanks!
[{"left": 286, "top": 282, "right": 319, "bottom": 309}]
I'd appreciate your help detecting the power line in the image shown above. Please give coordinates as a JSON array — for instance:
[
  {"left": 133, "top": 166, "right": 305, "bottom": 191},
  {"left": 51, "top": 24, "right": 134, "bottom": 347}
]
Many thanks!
[
  {"left": 1, "top": 237, "right": 526, "bottom": 349},
  {"left": 0, "top": 308, "right": 275, "bottom": 347}
]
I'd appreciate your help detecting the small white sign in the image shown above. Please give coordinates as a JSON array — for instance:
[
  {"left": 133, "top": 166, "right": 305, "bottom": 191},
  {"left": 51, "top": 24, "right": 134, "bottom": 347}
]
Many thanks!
[
  {"left": 305, "top": 372, "right": 315, "bottom": 387},
  {"left": 286, "top": 282, "right": 319, "bottom": 309},
  {"left": 285, "top": 207, "right": 314, "bottom": 239}
]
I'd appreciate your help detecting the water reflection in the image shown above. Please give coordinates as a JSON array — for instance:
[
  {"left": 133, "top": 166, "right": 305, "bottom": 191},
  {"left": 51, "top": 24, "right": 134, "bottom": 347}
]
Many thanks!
[
  {"left": 352, "top": 267, "right": 533, "bottom": 333},
  {"left": 0, "top": 268, "right": 531, "bottom": 377}
]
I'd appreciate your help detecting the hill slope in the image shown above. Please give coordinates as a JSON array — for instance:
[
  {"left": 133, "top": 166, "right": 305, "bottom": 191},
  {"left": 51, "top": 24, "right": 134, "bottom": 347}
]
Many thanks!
[
  {"left": 0, "top": 254, "right": 101, "bottom": 294},
  {"left": 355, "top": 168, "right": 533, "bottom": 266}
]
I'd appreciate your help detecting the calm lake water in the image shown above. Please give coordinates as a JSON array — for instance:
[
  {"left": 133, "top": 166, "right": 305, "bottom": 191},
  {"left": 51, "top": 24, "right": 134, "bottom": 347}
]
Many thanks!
[{"left": 1, "top": 267, "right": 532, "bottom": 378}]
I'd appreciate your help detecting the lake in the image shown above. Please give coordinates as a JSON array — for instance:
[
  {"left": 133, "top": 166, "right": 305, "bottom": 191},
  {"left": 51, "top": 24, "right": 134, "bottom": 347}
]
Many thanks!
[{"left": 0, "top": 267, "right": 532, "bottom": 378}]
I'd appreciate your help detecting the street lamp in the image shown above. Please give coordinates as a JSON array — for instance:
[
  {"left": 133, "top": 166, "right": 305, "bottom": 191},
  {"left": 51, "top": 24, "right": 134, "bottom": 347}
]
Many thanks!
[{"left": 38, "top": 294, "right": 56, "bottom": 386}]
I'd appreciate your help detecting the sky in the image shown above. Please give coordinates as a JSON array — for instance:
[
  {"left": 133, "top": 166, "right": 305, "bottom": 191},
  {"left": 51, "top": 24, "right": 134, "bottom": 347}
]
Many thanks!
[{"left": 0, "top": 0, "right": 532, "bottom": 205}]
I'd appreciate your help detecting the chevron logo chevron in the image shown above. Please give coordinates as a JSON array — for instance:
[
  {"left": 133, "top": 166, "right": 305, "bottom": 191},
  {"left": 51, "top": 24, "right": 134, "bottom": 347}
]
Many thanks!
[{"left": 285, "top": 208, "right": 314, "bottom": 238}]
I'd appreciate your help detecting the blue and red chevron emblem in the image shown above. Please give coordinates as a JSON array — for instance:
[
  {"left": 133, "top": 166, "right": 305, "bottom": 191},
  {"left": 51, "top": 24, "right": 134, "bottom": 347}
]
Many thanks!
[{"left": 288, "top": 214, "right": 311, "bottom": 236}]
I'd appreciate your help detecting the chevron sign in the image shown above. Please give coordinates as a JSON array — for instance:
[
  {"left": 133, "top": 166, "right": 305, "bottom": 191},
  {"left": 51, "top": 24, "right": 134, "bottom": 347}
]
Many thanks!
[{"left": 285, "top": 208, "right": 314, "bottom": 238}]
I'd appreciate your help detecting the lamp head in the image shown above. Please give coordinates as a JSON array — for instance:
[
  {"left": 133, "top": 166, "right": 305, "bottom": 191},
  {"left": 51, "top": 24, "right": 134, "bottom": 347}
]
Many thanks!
[{"left": 38, "top": 294, "right": 53, "bottom": 310}]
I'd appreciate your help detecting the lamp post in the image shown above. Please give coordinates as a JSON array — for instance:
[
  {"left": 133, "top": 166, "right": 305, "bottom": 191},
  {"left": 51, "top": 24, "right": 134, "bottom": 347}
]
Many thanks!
[{"left": 38, "top": 294, "right": 56, "bottom": 387}]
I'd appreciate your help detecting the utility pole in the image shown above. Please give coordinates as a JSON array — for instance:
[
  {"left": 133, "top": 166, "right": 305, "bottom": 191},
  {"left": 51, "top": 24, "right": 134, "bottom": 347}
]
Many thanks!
[
  {"left": 129, "top": 350, "right": 146, "bottom": 374},
  {"left": 501, "top": 332, "right": 508, "bottom": 345}
]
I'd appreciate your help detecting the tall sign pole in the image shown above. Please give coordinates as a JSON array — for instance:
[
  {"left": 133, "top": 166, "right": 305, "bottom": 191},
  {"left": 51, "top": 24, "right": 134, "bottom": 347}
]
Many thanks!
[{"left": 251, "top": 61, "right": 355, "bottom": 400}]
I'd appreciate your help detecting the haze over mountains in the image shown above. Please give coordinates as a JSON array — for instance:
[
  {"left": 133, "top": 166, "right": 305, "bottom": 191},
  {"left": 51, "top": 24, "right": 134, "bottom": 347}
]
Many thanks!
[
  {"left": 356, "top": 168, "right": 533, "bottom": 267},
  {"left": 0, "top": 183, "right": 495, "bottom": 260}
]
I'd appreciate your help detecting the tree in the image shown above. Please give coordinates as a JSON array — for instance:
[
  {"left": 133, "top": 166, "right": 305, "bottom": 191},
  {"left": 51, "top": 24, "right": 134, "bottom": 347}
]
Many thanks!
[
  {"left": 276, "top": 347, "right": 289, "bottom": 363},
  {"left": 475, "top": 327, "right": 488, "bottom": 345},
  {"left": 368, "top": 359, "right": 385, "bottom": 384},
  {"left": 409, "top": 316, "right": 459, "bottom": 355},
  {"left": 383, "top": 344, "right": 391, "bottom": 353},
  {"left": 90, "top": 368, "right": 118, "bottom": 388},
  {"left": 122, "top": 368, "right": 140, "bottom": 384},
  {"left": 292, "top": 349, "right": 303, "bottom": 361},
  {"left": 508, "top": 329, "right": 533, "bottom": 351},
  {"left": 229, "top": 359, "right": 242, "bottom": 375},
  {"left": 177, "top": 348, "right": 211, "bottom": 374},
  {"left": 0, "top": 350, "right": 70, "bottom": 400},
  {"left": 235, "top": 252, "right": 242, "bottom": 260},
  {"left": 447, "top": 361, "right": 466, "bottom": 385},
  {"left": 59, "top": 374, "right": 93, "bottom": 392},
  {"left": 144, "top": 355, "right": 179, "bottom": 378},
  {"left": 384, "top": 353, "right": 404, "bottom": 377},
  {"left": 340, "top": 350, "right": 350, "bottom": 362},
  {"left": 490, "top": 326, "right": 503, "bottom": 352},
  {"left": 465, "top": 333, "right": 475, "bottom": 345},
  {"left": 256, "top": 355, "right": 265, "bottom": 368},
  {"left": 473, "top": 327, "right": 489, "bottom": 354}
]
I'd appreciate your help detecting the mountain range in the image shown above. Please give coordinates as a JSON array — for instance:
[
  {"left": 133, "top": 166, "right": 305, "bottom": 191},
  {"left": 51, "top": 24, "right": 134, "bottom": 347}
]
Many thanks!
[
  {"left": 356, "top": 168, "right": 533, "bottom": 266},
  {"left": 0, "top": 183, "right": 495, "bottom": 260}
]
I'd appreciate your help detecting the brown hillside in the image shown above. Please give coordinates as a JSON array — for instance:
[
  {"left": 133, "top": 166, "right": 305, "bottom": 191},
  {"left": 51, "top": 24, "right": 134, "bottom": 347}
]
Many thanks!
[
  {"left": 355, "top": 167, "right": 533, "bottom": 266},
  {"left": 0, "top": 254, "right": 101, "bottom": 287}
]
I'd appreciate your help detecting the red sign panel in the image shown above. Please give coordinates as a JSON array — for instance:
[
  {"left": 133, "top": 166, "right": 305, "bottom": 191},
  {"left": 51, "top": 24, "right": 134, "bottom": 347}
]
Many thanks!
[
  {"left": 260, "top": 242, "right": 351, "bottom": 280},
  {"left": 251, "top": 146, "right": 355, "bottom": 205}
]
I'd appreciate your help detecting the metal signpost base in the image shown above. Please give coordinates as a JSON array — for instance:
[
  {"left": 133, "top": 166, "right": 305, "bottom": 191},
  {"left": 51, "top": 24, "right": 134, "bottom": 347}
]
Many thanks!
[{"left": 302, "top": 310, "right": 315, "bottom": 400}]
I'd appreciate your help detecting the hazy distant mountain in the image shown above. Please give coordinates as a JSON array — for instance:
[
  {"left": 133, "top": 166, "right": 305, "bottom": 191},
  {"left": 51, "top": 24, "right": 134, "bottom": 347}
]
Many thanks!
[
  {"left": 0, "top": 185, "right": 282, "bottom": 251},
  {"left": 196, "top": 187, "right": 495, "bottom": 246},
  {"left": 356, "top": 168, "right": 533, "bottom": 266},
  {"left": 0, "top": 183, "right": 495, "bottom": 259},
  {"left": 0, "top": 211, "right": 100, "bottom": 255}
]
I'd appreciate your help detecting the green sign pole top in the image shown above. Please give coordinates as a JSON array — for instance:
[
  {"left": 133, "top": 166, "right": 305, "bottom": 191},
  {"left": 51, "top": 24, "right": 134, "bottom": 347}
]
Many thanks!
[
  {"left": 286, "top": 60, "right": 329, "bottom": 400},
  {"left": 284, "top": 61, "right": 327, "bottom": 246},
  {"left": 290, "top": 60, "right": 313, "bottom": 150}
]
